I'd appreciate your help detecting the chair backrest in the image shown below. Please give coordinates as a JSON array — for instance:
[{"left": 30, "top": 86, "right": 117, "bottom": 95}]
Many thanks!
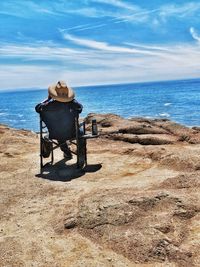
[{"left": 40, "top": 101, "right": 78, "bottom": 141}]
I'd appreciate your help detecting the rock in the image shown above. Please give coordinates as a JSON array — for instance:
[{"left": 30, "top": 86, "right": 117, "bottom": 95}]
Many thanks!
[
  {"left": 1, "top": 115, "right": 200, "bottom": 267},
  {"left": 107, "top": 133, "right": 177, "bottom": 145},
  {"left": 85, "top": 113, "right": 200, "bottom": 145},
  {"left": 70, "top": 190, "right": 199, "bottom": 264},
  {"left": 64, "top": 217, "right": 77, "bottom": 229}
]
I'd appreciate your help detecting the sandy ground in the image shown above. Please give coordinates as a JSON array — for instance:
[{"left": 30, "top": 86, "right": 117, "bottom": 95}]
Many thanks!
[{"left": 0, "top": 117, "right": 200, "bottom": 267}]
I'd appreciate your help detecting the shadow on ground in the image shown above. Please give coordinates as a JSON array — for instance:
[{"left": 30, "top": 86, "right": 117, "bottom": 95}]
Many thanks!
[{"left": 35, "top": 159, "right": 102, "bottom": 182}]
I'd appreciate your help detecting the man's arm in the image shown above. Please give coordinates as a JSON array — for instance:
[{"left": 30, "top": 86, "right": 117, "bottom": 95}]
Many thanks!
[{"left": 71, "top": 99, "right": 83, "bottom": 114}]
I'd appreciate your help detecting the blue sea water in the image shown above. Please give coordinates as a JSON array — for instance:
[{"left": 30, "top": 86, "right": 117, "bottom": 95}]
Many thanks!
[{"left": 0, "top": 78, "right": 200, "bottom": 132}]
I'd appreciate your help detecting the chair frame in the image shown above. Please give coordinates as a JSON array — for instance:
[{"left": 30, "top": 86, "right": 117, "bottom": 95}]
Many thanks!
[{"left": 39, "top": 114, "right": 98, "bottom": 173}]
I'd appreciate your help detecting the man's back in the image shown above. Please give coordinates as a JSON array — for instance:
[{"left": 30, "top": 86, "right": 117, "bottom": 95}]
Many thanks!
[{"left": 36, "top": 99, "right": 82, "bottom": 141}]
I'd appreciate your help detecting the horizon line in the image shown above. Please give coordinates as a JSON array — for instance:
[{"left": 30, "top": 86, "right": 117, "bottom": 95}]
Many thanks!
[{"left": 0, "top": 76, "right": 200, "bottom": 93}]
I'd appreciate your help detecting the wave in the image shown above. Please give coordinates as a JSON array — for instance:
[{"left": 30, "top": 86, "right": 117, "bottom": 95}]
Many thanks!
[
  {"left": 159, "top": 113, "right": 170, "bottom": 117},
  {"left": 164, "top": 103, "right": 172, "bottom": 106}
]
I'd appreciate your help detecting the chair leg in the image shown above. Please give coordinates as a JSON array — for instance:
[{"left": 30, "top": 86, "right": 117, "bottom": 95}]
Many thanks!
[
  {"left": 76, "top": 138, "right": 86, "bottom": 169},
  {"left": 40, "top": 116, "right": 43, "bottom": 174},
  {"left": 76, "top": 150, "right": 80, "bottom": 168},
  {"left": 40, "top": 154, "right": 43, "bottom": 174},
  {"left": 40, "top": 138, "right": 43, "bottom": 174},
  {"left": 76, "top": 142, "right": 80, "bottom": 168},
  {"left": 76, "top": 136, "right": 80, "bottom": 168},
  {"left": 84, "top": 139, "right": 87, "bottom": 166},
  {"left": 51, "top": 147, "right": 54, "bottom": 165}
]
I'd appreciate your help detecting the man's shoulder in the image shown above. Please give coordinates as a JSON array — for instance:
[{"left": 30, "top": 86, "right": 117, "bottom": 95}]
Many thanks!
[
  {"left": 70, "top": 99, "right": 83, "bottom": 112},
  {"left": 35, "top": 98, "right": 54, "bottom": 113}
]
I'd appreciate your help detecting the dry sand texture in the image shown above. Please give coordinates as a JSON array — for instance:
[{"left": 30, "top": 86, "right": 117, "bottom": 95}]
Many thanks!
[{"left": 1, "top": 114, "right": 200, "bottom": 267}]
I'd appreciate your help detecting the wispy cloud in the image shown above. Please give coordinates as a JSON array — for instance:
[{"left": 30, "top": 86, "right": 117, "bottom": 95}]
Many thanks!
[
  {"left": 1, "top": 43, "right": 200, "bottom": 90},
  {"left": 89, "top": 0, "right": 140, "bottom": 11},
  {"left": 158, "top": 2, "right": 200, "bottom": 21},
  {"left": 0, "top": 43, "right": 85, "bottom": 63},
  {"left": 1, "top": 1, "right": 200, "bottom": 89},
  {"left": 59, "top": 2, "right": 200, "bottom": 27},
  {"left": 0, "top": 1, "right": 59, "bottom": 18},
  {"left": 1, "top": 32, "right": 200, "bottom": 89},
  {"left": 59, "top": 24, "right": 91, "bottom": 32},
  {"left": 124, "top": 42, "right": 172, "bottom": 52},
  {"left": 0, "top": 65, "right": 59, "bottom": 89},
  {"left": 111, "top": 8, "right": 159, "bottom": 24},
  {"left": 58, "top": 0, "right": 149, "bottom": 22},
  {"left": 62, "top": 33, "right": 168, "bottom": 56},
  {"left": 61, "top": 23, "right": 107, "bottom": 33}
]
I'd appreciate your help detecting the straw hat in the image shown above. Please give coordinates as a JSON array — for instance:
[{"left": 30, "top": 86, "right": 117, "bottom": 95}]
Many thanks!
[{"left": 48, "top": 81, "right": 75, "bottom": 102}]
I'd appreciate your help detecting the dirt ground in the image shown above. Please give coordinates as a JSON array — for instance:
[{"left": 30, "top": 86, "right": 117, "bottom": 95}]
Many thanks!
[{"left": 0, "top": 117, "right": 200, "bottom": 267}]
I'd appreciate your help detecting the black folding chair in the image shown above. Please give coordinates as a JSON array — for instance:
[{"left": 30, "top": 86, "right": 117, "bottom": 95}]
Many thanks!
[{"left": 39, "top": 113, "right": 98, "bottom": 174}]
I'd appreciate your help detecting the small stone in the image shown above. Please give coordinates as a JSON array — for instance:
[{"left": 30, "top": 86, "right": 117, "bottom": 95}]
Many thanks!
[{"left": 64, "top": 218, "right": 77, "bottom": 229}]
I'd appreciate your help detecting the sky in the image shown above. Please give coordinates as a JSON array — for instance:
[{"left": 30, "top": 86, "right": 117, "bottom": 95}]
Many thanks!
[{"left": 0, "top": 0, "right": 200, "bottom": 90}]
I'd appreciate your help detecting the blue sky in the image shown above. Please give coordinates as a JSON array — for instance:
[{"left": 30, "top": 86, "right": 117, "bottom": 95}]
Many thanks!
[{"left": 0, "top": 0, "right": 200, "bottom": 89}]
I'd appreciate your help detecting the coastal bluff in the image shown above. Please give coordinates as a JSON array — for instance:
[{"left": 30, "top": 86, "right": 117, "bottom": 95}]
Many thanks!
[{"left": 1, "top": 114, "right": 200, "bottom": 267}]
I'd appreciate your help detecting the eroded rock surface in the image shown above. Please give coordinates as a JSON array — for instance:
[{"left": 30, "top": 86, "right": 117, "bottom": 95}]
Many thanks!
[
  {"left": 86, "top": 113, "right": 200, "bottom": 145},
  {"left": 64, "top": 190, "right": 199, "bottom": 266},
  {"left": 1, "top": 115, "right": 200, "bottom": 267}
]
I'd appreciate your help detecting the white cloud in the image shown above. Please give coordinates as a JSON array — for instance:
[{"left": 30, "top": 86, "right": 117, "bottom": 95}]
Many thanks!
[
  {"left": 59, "top": 24, "right": 91, "bottom": 32},
  {"left": 190, "top": 27, "right": 200, "bottom": 43},
  {"left": 124, "top": 42, "right": 172, "bottom": 52},
  {"left": 0, "top": 43, "right": 84, "bottom": 61},
  {"left": 90, "top": 0, "right": 139, "bottom": 11},
  {"left": 1, "top": 19, "right": 200, "bottom": 89},
  {"left": 0, "top": 65, "right": 58, "bottom": 89},
  {"left": 1, "top": 50, "right": 200, "bottom": 90},
  {"left": 62, "top": 33, "right": 168, "bottom": 57},
  {"left": 57, "top": 0, "right": 152, "bottom": 24},
  {"left": 62, "top": 23, "right": 107, "bottom": 33},
  {"left": 112, "top": 8, "right": 159, "bottom": 24},
  {"left": 1, "top": 38, "right": 200, "bottom": 90},
  {"left": 58, "top": 2, "right": 200, "bottom": 28},
  {"left": 0, "top": 1, "right": 58, "bottom": 18},
  {"left": 159, "top": 2, "right": 200, "bottom": 21}
]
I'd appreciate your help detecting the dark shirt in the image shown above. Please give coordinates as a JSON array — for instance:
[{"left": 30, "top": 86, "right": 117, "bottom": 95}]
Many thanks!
[
  {"left": 35, "top": 99, "right": 83, "bottom": 141},
  {"left": 35, "top": 98, "right": 83, "bottom": 114}
]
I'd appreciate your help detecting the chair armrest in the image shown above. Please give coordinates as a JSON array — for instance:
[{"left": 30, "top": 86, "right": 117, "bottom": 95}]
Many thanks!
[{"left": 81, "top": 134, "right": 99, "bottom": 139}]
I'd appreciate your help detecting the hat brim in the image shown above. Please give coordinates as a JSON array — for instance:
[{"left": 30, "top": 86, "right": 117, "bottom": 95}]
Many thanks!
[{"left": 48, "top": 84, "right": 75, "bottom": 103}]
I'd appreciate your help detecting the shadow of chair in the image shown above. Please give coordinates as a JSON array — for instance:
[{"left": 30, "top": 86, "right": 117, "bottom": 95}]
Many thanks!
[{"left": 36, "top": 158, "right": 102, "bottom": 182}]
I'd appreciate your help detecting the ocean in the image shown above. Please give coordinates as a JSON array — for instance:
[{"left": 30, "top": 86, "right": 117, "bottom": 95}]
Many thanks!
[{"left": 0, "top": 78, "right": 200, "bottom": 132}]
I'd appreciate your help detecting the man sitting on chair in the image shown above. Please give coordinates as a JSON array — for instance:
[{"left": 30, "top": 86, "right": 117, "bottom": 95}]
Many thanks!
[{"left": 35, "top": 81, "right": 83, "bottom": 160}]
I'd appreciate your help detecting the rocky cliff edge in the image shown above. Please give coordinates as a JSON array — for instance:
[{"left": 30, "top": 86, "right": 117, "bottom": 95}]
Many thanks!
[{"left": 1, "top": 114, "right": 200, "bottom": 267}]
